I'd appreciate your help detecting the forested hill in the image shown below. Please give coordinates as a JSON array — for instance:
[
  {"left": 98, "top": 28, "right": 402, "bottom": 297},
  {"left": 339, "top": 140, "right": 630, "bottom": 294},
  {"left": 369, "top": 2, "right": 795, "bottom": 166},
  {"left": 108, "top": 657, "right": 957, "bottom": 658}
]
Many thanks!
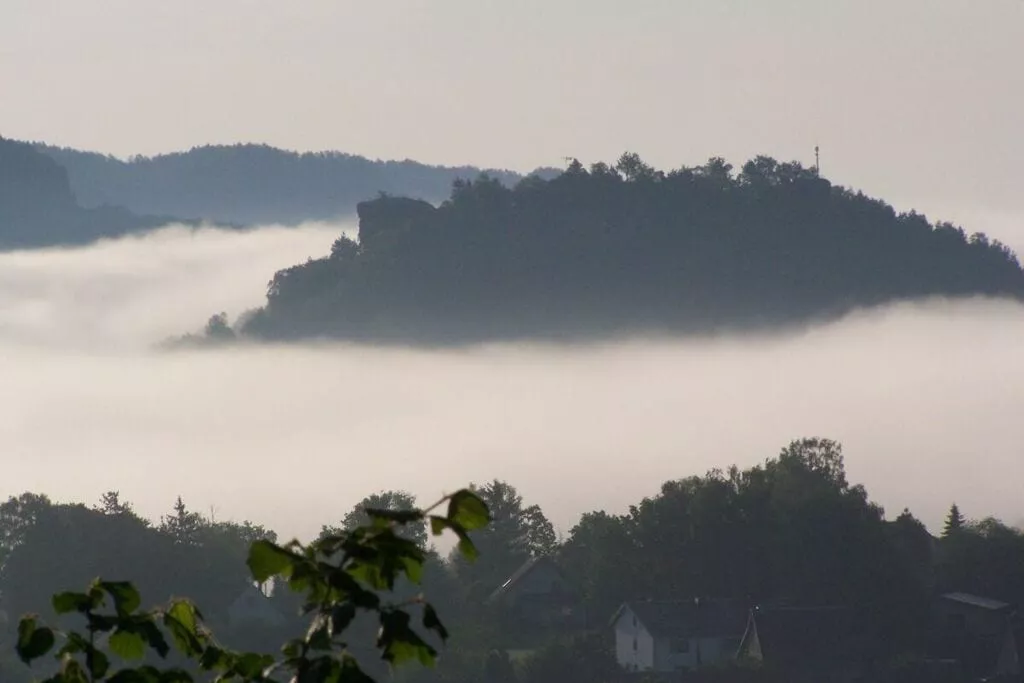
[
  {"left": 35, "top": 142, "right": 559, "bottom": 226},
  {"left": 0, "top": 137, "right": 177, "bottom": 248},
  {"left": 213, "top": 154, "right": 1024, "bottom": 345}
]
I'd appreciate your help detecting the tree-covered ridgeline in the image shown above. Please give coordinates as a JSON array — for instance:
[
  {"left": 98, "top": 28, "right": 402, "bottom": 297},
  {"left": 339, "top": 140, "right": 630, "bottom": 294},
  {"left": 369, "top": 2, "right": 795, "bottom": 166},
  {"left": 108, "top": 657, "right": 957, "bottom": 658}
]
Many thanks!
[
  {"left": 4, "top": 439, "right": 1024, "bottom": 682},
  {"left": 219, "top": 153, "right": 1023, "bottom": 345}
]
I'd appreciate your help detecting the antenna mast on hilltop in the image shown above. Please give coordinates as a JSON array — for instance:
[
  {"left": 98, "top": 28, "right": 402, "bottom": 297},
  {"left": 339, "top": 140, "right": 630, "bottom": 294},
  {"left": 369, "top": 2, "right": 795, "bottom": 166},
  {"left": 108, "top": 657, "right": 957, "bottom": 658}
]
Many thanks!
[{"left": 814, "top": 145, "right": 821, "bottom": 177}]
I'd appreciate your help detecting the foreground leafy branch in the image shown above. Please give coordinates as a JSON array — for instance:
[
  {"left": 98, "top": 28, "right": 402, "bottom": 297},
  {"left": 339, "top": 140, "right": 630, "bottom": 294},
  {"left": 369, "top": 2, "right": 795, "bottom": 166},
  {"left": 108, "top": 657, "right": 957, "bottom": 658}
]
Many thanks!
[{"left": 16, "top": 488, "right": 490, "bottom": 683}]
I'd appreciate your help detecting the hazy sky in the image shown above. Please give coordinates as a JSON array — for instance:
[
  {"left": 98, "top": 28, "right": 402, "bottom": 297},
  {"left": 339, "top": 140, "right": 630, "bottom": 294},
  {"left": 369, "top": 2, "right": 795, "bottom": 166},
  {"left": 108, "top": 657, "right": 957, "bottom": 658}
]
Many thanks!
[
  {"left": 2, "top": 1, "right": 1022, "bottom": 230},
  {"left": 2, "top": 224, "right": 1023, "bottom": 540},
  {"left": 3, "top": 4, "right": 1024, "bottom": 540}
]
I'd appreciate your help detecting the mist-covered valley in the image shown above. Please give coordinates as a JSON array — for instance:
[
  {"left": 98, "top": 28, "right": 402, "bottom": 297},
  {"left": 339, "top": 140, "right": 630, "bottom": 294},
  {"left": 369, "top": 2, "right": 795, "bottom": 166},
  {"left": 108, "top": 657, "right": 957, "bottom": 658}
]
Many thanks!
[
  {"left": 7, "top": 3, "right": 1024, "bottom": 680},
  {"left": 3, "top": 222, "right": 1023, "bottom": 542}
]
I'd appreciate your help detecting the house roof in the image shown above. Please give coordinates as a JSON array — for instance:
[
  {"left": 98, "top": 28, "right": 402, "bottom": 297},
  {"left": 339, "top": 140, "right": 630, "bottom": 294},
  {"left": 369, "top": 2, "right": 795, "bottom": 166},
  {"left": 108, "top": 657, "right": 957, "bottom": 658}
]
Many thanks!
[
  {"left": 940, "top": 592, "right": 1012, "bottom": 611},
  {"left": 227, "top": 583, "right": 285, "bottom": 627},
  {"left": 486, "top": 556, "right": 567, "bottom": 604},
  {"left": 739, "top": 606, "right": 876, "bottom": 666},
  {"left": 611, "top": 599, "right": 749, "bottom": 639}
]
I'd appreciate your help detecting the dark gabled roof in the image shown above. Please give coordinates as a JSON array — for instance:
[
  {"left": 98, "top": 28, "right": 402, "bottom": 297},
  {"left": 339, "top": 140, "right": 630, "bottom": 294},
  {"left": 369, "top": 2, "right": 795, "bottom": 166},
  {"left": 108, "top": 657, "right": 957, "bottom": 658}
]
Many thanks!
[
  {"left": 940, "top": 592, "right": 1013, "bottom": 612},
  {"left": 486, "top": 556, "right": 567, "bottom": 604},
  {"left": 611, "top": 599, "right": 749, "bottom": 639},
  {"left": 739, "top": 606, "right": 877, "bottom": 666}
]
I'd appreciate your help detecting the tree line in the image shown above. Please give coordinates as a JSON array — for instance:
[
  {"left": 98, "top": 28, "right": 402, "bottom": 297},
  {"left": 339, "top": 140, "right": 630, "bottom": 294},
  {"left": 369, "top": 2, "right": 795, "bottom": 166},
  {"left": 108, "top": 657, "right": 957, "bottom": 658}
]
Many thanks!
[
  {"left": 207, "top": 153, "right": 1024, "bottom": 346},
  {"left": 3, "top": 438, "right": 1022, "bottom": 682}
]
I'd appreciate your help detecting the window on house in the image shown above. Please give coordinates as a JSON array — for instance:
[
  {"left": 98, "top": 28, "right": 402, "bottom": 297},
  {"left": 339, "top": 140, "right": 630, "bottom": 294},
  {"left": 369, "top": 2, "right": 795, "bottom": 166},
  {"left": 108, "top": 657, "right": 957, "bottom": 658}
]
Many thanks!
[{"left": 671, "top": 638, "right": 690, "bottom": 654}]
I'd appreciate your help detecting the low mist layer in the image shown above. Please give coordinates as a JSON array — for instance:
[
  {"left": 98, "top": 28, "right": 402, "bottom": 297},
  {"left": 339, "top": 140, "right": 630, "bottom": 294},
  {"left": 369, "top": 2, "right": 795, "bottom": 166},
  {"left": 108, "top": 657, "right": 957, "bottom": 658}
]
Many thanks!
[{"left": 2, "top": 224, "right": 1023, "bottom": 540}]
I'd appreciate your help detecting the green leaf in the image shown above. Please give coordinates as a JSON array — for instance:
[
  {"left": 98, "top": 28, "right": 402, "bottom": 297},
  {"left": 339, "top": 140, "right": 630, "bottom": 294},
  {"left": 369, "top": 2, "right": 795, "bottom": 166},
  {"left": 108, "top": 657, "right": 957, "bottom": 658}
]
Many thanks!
[
  {"left": 16, "top": 616, "right": 55, "bottom": 663},
  {"left": 348, "top": 560, "right": 385, "bottom": 591},
  {"left": 330, "top": 603, "right": 357, "bottom": 636},
  {"left": 306, "top": 614, "right": 332, "bottom": 651},
  {"left": 58, "top": 632, "right": 90, "bottom": 656},
  {"left": 164, "top": 600, "right": 204, "bottom": 656},
  {"left": 446, "top": 490, "right": 490, "bottom": 531},
  {"left": 136, "top": 618, "right": 170, "bottom": 658},
  {"left": 422, "top": 604, "right": 449, "bottom": 643},
  {"left": 231, "top": 652, "right": 275, "bottom": 679},
  {"left": 86, "top": 645, "right": 111, "bottom": 679},
  {"left": 199, "top": 645, "right": 231, "bottom": 671},
  {"left": 454, "top": 528, "right": 477, "bottom": 561},
  {"left": 157, "top": 669, "right": 195, "bottom": 683},
  {"left": 338, "top": 654, "right": 377, "bottom": 683},
  {"left": 85, "top": 612, "right": 120, "bottom": 633},
  {"left": 378, "top": 610, "right": 437, "bottom": 667},
  {"left": 60, "top": 657, "right": 90, "bottom": 683},
  {"left": 401, "top": 555, "right": 424, "bottom": 584},
  {"left": 282, "top": 638, "right": 304, "bottom": 659},
  {"left": 248, "top": 540, "right": 298, "bottom": 582},
  {"left": 88, "top": 582, "right": 107, "bottom": 608},
  {"left": 298, "top": 656, "right": 342, "bottom": 683},
  {"left": 324, "top": 564, "right": 369, "bottom": 594},
  {"left": 108, "top": 666, "right": 168, "bottom": 683},
  {"left": 429, "top": 515, "right": 450, "bottom": 536},
  {"left": 157, "top": 671, "right": 193, "bottom": 683},
  {"left": 100, "top": 581, "right": 142, "bottom": 616},
  {"left": 52, "top": 591, "right": 94, "bottom": 615},
  {"left": 428, "top": 516, "right": 479, "bottom": 560},
  {"left": 110, "top": 629, "right": 147, "bottom": 660}
]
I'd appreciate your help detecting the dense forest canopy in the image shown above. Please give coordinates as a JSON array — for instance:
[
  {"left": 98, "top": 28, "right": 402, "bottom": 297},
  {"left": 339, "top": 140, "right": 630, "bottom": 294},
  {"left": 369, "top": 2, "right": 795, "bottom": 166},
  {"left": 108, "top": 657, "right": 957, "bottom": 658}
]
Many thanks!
[
  {"left": 0, "top": 137, "right": 179, "bottom": 247},
  {"left": 4, "top": 439, "right": 1024, "bottom": 682},
  {"left": 35, "top": 142, "right": 559, "bottom": 226},
  {"left": 213, "top": 153, "right": 1024, "bottom": 345}
]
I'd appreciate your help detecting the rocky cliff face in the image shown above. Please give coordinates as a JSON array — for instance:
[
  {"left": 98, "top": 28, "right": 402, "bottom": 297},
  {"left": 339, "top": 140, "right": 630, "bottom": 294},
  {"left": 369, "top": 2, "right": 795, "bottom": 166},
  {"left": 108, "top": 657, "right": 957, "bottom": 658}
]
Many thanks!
[
  {"left": 356, "top": 196, "right": 436, "bottom": 251},
  {"left": 0, "top": 137, "right": 180, "bottom": 248}
]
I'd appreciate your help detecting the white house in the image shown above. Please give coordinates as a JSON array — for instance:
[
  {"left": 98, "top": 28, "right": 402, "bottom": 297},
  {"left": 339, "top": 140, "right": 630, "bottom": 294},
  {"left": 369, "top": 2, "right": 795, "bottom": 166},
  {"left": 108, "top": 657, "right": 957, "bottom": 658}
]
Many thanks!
[{"left": 610, "top": 599, "right": 747, "bottom": 673}]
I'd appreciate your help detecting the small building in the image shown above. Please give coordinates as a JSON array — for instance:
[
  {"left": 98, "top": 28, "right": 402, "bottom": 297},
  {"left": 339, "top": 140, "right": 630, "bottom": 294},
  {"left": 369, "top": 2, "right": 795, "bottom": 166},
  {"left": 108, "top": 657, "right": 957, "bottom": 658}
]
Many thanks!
[
  {"left": 935, "top": 592, "right": 1013, "bottom": 638},
  {"left": 486, "top": 556, "right": 585, "bottom": 630},
  {"left": 932, "top": 592, "right": 1020, "bottom": 681},
  {"left": 227, "top": 583, "right": 286, "bottom": 630},
  {"left": 610, "top": 599, "right": 748, "bottom": 673},
  {"left": 994, "top": 618, "right": 1024, "bottom": 682},
  {"left": 736, "top": 605, "right": 878, "bottom": 683}
]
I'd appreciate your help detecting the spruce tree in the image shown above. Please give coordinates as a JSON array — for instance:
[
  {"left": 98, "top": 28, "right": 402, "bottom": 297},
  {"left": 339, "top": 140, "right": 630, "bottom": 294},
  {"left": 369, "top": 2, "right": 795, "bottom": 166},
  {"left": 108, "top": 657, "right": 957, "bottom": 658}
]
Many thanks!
[{"left": 942, "top": 503, "right": 966, "bottom": 537}]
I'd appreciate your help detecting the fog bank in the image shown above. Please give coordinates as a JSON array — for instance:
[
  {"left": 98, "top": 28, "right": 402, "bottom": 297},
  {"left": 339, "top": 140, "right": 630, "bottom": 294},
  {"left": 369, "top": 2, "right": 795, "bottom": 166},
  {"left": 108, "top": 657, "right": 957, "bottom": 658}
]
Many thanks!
[{"left": 2, "top": 224, "right": 1023, "bottom": 540}]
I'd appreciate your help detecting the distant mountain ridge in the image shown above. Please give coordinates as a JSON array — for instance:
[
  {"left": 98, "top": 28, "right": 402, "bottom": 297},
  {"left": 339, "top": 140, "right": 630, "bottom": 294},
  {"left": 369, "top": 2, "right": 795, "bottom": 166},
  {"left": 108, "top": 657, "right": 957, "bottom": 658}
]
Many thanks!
[
  {"left": 0, "top": 137, "right": 181, "bottom": 248},
  {"left": 34, "top": 142, "right": 560, "bottom": 226}
]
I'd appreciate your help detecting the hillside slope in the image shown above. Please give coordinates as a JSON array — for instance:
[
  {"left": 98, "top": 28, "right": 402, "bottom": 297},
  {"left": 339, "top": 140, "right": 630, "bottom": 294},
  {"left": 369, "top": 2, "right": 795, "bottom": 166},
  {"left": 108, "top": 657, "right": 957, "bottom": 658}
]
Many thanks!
[
  {"left": 0, "top": 137, "right": 177, "bottom": 248},
  {"left": 206, "top": 154, "right": 1024, "bottom": 345}
]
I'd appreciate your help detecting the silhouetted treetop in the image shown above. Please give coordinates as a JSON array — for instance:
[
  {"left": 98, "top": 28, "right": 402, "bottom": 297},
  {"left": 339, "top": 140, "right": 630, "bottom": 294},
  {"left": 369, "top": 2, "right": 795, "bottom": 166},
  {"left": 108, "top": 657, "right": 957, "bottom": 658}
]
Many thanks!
[{"left": 225, "top": 153, "right": 1023, "bottom": 345}]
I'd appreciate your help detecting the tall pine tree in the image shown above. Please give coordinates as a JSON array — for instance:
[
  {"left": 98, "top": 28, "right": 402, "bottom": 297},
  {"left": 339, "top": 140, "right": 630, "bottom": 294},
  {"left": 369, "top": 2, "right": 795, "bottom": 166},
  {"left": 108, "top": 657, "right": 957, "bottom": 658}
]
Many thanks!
[
  {"left": 942, "top": 503, "right": 966, "bottom": 537},
  {"left": 159, "top": 496, "right": 205, "bottom": 545}
]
